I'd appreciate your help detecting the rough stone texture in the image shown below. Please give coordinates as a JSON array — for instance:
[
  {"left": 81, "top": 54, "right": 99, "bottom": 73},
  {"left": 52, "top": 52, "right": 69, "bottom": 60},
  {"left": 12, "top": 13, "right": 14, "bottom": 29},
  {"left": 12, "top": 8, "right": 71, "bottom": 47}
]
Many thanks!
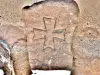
[
  {"left": 0, "top": 25, "right": 25, "bottom": 46},
  {"left": 0, "top": 0, "right": 34, "bottom": 74},
  {"left": 72, "top": 24, "right": 100, "bottom": 75},
  {"left": 0, "top": 24, "right": 27, "bottom": 75},
  {"left": 11, "top": 39, "right": 31, "bottom": 75},
  {"left": 24, "top": 0, "right": 79, "bottom": 70},
  {"left": 0, "top": 0, "right": 45, "bottom": 26},
  {"left": 72, "top": 0, "right": 100, "bottom": 75},
  {"left": 0, "top": 0, "right": 100, "bottom": 75}
]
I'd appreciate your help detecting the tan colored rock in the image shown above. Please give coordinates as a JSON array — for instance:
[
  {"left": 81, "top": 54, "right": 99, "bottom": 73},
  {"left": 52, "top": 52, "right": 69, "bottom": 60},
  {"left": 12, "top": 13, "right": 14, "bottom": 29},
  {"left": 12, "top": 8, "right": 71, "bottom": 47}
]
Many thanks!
[
  {"left": 0, "top": 24, "right": 28, "bottom": 75},
  {"left": 25, "top": 0, "right": 79, "bottom": 70},
  {"left": 0, "top": 25, "right": 25, "bottom": 47},
  {"left": 0, "top": 0, "right": 45, "bottom": 25},
  {"left": 1, "top": 0, "right": 100, "bottom": 75},
  {"left": 75, "top": 0, "right": 100, "bottom": 24},
  {"left": 73, "top": 0, "right": 100, "bottom": 75},
  {"left": 73, "top": 23, "right": 100, "bottom": 75},
  {"left": 11, "top": 39, "right": 31, "bottom": 75}
]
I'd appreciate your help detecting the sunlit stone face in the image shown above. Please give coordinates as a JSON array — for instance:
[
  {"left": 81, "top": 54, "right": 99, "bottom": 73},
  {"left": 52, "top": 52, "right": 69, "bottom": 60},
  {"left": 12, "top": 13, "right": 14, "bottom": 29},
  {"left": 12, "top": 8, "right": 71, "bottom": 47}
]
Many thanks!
[
  {"left": 0, "top": 0, "right": 80, "bottom": 75},
  {"left": 24, "top": 0, "right": 79, "bottom": 69},
  {"left": 73, "top": 24, "right": 100, "bottom": 75}
]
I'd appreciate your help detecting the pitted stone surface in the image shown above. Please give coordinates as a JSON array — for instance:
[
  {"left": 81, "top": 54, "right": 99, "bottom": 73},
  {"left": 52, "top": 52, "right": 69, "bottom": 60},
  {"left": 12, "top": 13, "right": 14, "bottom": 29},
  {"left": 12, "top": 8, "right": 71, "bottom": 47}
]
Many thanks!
[
  {"left": 0, "top": 24, "right": 25, "bottom": 75},
  {"left": 1, "top": 0, "right": 100, "bottom": 75},
  {"left": 25, "top": 0, "right": 79, "bottom": 70},
  {"left": 0, "top": 0, "right": 45, "bottom": 24},
  {"left": 73, "top": 24, "right": 100, "bottom": 75}
]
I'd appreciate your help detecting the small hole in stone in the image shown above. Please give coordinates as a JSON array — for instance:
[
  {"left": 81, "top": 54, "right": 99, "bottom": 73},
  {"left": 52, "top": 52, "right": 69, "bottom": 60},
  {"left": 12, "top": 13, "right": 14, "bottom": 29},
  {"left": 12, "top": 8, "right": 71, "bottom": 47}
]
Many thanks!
[
  {"left": 89, "top": 33, "right": 92, "bottom": 35},
  {"left": 87, "top": 23, "right": 89, "bottom": 25},
  {"left": 23, "top": 6, "right": 30, "bottom": 9}
]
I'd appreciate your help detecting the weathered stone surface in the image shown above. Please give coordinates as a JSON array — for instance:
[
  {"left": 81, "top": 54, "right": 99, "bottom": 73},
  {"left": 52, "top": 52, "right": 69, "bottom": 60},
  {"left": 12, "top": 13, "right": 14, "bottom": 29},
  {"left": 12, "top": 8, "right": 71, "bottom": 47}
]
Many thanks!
[
  {"left": 1, "top": 0, "right": 100, "bottom": 75},
  {"left": 0, "top": 0, "right": 45, "bottom": 25},
  {"left": 25, "top": 0, "right": 79, "bottom": 70},
  {"left": 11, "top": 39, "right": 31, "bottom": 75},
  {"left": 0, "top": 25, "right": 25, "bottom": 47},
  {"left": 73, "top": 24, "right": 100, "bottom": 75},
  {"left": 72, "top": 0, "right": 100, "bottom": 75},
  {"left": 0, "top": 24, "right": 26, "bottom": 75}
]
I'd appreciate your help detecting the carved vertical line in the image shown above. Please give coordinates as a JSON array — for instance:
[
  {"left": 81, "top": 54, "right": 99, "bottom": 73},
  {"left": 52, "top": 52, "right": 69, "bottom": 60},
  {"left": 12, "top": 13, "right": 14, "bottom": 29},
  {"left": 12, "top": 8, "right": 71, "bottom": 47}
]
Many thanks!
[{"left": 70, "top": 25, "right": 78, "bottom": 74}]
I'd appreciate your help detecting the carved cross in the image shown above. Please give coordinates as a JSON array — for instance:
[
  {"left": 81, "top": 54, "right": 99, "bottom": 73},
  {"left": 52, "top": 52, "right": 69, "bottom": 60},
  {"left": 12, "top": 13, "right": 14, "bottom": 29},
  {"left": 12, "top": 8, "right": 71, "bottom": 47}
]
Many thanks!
[{"left": 33, "top": 17, "right": 66, "bottom": 50}]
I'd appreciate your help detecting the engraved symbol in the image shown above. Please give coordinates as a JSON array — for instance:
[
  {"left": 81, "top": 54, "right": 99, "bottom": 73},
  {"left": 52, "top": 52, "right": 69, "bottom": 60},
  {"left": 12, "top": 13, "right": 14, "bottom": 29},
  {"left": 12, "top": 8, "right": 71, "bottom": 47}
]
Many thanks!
[{"left": 33, "top": 17, "right": 65, "bottom": 50}]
